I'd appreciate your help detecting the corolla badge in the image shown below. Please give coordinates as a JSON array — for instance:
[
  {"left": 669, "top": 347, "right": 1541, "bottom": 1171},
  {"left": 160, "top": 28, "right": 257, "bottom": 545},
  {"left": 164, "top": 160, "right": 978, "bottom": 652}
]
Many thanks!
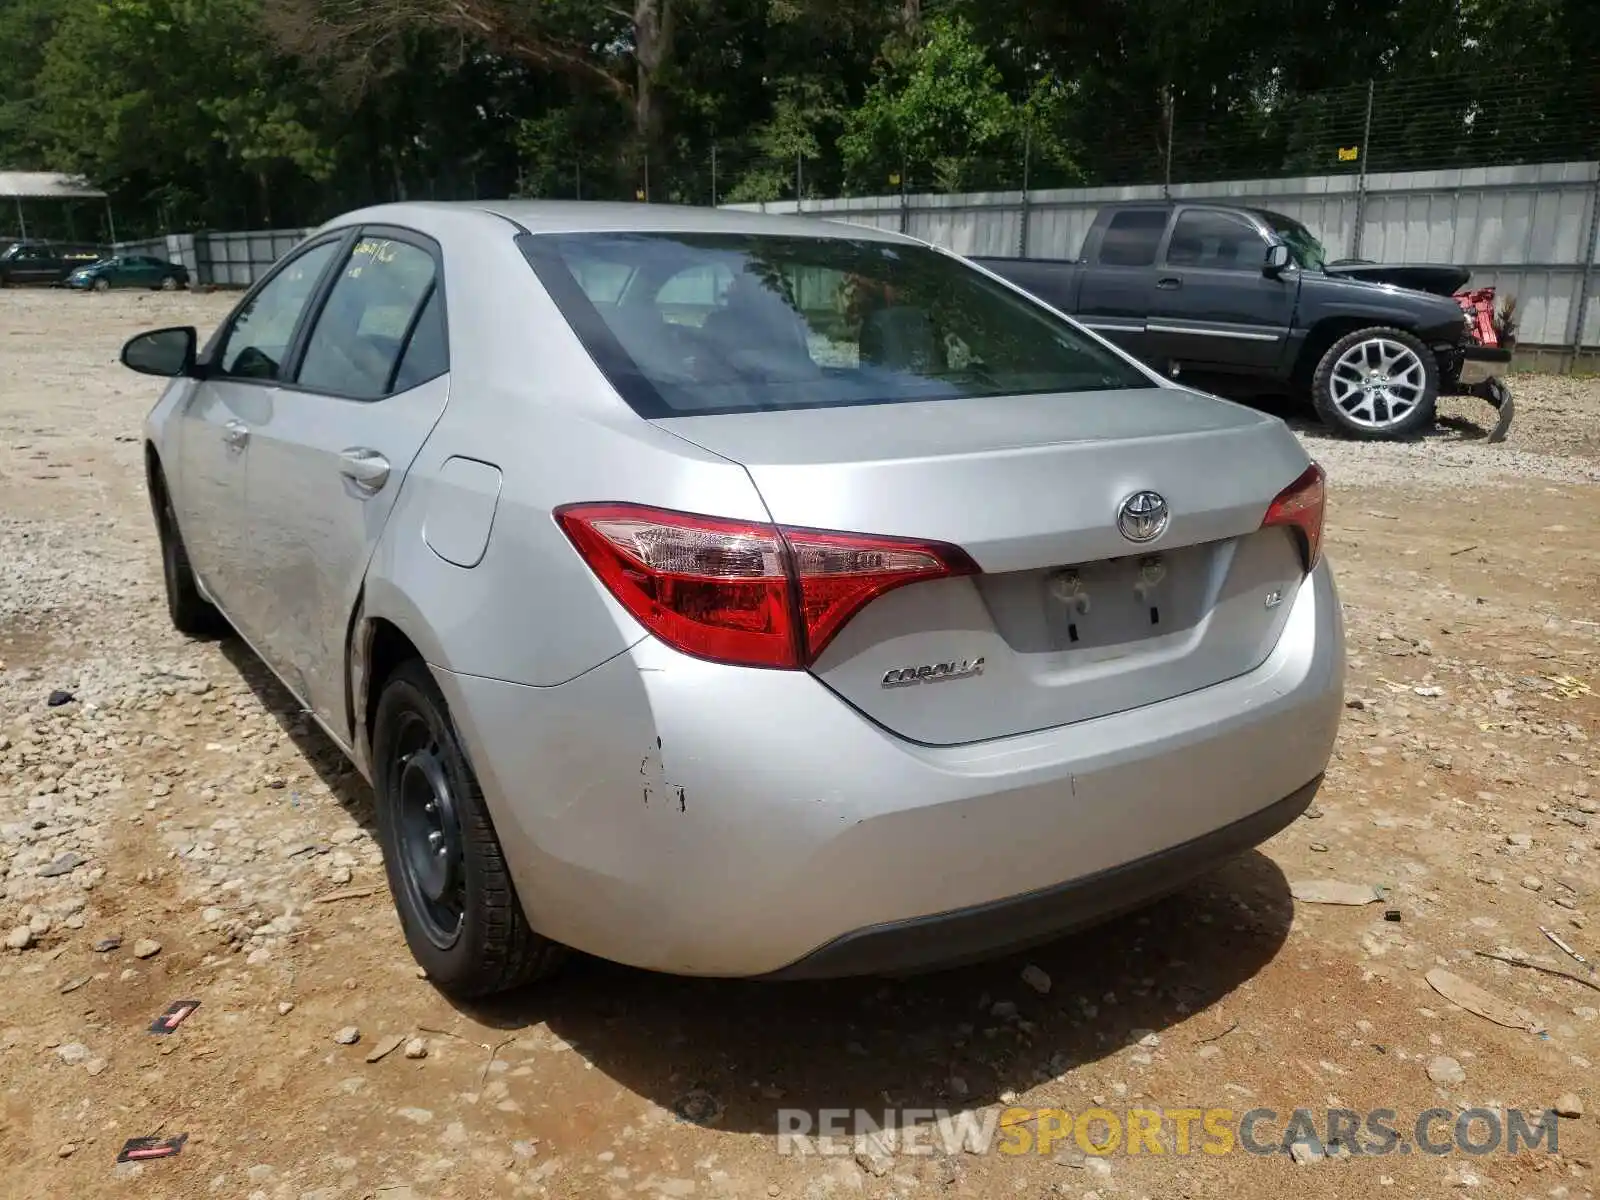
[
  {"left": 1117, "top": 491, "right": 1169, "bottom": 543},
  {"left": 881, "top": 658, "right": 985, "bottom": 688}
]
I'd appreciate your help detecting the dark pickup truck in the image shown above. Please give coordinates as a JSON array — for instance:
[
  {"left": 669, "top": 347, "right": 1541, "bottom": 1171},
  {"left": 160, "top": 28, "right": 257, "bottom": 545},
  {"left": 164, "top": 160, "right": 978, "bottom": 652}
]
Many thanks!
[
  {"left": 0, "top": 239, "right": 112, "bottom": 287},
  {"left": 974, "top": 203, "right": 1512, "bottom": 440}
]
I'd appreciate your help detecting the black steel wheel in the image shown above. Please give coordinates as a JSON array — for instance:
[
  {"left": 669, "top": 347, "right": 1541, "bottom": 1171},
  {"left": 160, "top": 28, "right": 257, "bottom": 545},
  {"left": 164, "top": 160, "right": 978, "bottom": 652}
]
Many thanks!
[
  {"left": 371, "top": 659, "right": 566, "bottom": 996},
  {"left": 390, "top": 713, "right": 468, "bottom": 949}
]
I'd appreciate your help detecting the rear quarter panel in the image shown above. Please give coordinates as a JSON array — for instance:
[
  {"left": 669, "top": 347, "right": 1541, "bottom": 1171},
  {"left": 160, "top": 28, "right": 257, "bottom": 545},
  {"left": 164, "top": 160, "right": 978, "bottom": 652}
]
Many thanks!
[
  {"left": 358, "top": 210, "right": 773, "bottom": 688},
  {"left": 974, "top": 258, "right": 1086, "bottom": 314}
]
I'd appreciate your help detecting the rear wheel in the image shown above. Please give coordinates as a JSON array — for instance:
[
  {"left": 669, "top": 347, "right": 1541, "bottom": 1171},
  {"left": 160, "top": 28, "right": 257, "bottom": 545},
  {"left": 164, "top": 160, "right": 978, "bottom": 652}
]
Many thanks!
[
  {"left": 1312, "top": 326, "right": 1438, "bottom": 439},
  {"left": 372, "top": 659, "right": 566, "bottom": 997},
  {"left": 153, "top": 472, "right": 227, "bottom": 637},
  {"left": 160, "top": 276, "right": 178, "bottom": 291}
]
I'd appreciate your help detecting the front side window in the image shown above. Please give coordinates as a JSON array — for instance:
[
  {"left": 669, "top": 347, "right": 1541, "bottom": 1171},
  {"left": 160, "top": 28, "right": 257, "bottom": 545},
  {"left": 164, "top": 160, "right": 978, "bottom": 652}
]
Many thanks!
[
  {"left": 1263, "top": 212, "right": 1328, "bottom": 271},
  {"left": 296, "top": 236, "right": 439, "bottom": 399},
  {"left": 1166, "top": 210, "right": 1268, "bottom": 270},
  {"left": 218, "top": 240, "right": 340, "bottom": 380},
  {"left": 523, "top": 232, "right": 1149, "bottom": 418}
]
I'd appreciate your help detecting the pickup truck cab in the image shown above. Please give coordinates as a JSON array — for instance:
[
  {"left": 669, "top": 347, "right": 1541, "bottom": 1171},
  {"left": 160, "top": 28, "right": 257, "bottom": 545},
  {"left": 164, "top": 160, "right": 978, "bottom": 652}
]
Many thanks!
[{"left": 974, "top": 203, "right": 1509, "bottom": 440}]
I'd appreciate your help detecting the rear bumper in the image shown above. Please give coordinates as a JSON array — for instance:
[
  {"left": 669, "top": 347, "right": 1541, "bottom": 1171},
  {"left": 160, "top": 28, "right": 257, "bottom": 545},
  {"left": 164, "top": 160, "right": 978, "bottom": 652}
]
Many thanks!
[
  {"left": 766, "top": 775, "right": 1320, "bottom": 979},
  {"left": 435, "top": 558, "right": 1345, "bottom": 978}
]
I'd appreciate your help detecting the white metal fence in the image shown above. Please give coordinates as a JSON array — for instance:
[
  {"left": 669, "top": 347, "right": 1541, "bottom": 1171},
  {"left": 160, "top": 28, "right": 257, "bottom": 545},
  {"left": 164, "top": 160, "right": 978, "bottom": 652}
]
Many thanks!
[
  {"left": 108, "top": 160, "right": 1600, "bottom": 366},
  {"left": 728, "top": 160, "right": 1600, "bottom": 364}
]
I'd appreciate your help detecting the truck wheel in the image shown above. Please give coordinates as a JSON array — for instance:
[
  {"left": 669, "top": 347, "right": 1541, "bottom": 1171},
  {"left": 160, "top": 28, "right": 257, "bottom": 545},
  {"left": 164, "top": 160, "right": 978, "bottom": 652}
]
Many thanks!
[{"left": 1312, "top": 327, "right": 1438, "bottom": 440}]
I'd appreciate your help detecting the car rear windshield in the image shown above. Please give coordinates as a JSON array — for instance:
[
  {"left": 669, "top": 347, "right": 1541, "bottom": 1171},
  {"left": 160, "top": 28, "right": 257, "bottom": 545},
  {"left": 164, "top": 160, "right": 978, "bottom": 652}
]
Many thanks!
[{"left": 519, "top": 231, "right": 1149, "bottom": 418}]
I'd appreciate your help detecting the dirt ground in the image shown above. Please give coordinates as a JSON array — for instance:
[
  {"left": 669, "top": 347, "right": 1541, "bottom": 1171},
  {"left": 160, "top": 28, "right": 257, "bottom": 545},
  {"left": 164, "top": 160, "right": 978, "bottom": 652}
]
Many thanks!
[{"left": 1, "top": 287, "right": 1597, "bottom": 1200}]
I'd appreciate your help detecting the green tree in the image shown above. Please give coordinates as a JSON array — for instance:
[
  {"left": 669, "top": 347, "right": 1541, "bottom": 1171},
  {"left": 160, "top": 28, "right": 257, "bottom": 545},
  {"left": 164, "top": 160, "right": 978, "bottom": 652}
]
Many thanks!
[
  {"left": 839, "top": 15, "right": 1074, "bottom": 194},
  {"left": 30, "top": 0, "right": 332, "bottom": 227},
  {"left": 0, "top": 0, "right": 66, "bottom": 173}
]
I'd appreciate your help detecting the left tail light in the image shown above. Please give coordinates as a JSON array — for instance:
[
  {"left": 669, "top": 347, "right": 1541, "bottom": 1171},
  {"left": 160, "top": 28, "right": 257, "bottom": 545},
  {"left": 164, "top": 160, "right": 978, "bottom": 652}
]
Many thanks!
[
  {"left": 554, "top": 502, "right": 979, "bottom": 669},
  {"left": 1261, "top": 462, "right": 1326, "bottom": 571}
]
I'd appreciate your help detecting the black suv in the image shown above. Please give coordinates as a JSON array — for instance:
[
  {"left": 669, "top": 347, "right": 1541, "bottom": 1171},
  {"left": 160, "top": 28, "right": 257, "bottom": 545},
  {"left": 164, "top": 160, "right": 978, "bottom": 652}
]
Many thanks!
[{"left": 0, "top": 240, "right": 112, "bottom": 286}]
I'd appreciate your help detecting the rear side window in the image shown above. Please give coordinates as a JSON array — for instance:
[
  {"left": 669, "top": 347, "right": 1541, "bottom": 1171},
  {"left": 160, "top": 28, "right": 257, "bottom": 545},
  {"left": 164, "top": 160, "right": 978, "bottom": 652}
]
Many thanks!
[
  {"left": 1097, "top": 210, "right": 1168, "bottom": 267},
  {"left": 1166, "top": 210, "right": 1267, "bottom": 270},
  {"left": 390, "top": 286, "right": 448, "bottom": 393},
  {"left": 521, "top": 232, "right": 1147, "bottom": 418},
  {"left": 297, "top": 237, "right": 440, "bottom": 399}
]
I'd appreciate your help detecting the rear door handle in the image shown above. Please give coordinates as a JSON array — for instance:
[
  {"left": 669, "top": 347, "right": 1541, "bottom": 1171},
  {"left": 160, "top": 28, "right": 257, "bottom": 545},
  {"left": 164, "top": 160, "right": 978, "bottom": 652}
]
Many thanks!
[
  {"left": 222, "top": 420, "right": 249, "bottom": 451},
  {"left": 1156, "top": 277, "right": 1182, "bottom": 290},
  {"left": 338, "top": 447, "right": 391, "bottom": 495}
]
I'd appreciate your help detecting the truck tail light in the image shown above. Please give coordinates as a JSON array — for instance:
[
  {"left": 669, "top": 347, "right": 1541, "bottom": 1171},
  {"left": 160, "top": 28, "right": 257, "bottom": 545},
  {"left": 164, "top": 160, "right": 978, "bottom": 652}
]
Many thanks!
[
  {"left": 555, "top": 502, "right": 978, "bottom": 669},
  {"left": 1261, "top": 462, "right": 1326, "bottom": 571}
]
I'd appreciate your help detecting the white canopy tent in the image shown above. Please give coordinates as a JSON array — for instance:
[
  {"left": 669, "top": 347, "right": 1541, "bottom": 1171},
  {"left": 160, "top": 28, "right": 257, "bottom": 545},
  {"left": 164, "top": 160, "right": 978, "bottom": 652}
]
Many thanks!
[{"left": 0, "top": 171, "right": 113, "bottom": 243}]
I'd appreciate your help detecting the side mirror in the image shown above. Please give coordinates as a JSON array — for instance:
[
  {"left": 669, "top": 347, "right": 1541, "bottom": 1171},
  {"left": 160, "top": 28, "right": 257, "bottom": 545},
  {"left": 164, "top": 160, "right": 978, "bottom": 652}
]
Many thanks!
[
  {"left": 121, "top": 326, "right": 197, "bottom": 378},
  {"left": 1263, "top": 243, "right": 1292, "bottom": 277}
]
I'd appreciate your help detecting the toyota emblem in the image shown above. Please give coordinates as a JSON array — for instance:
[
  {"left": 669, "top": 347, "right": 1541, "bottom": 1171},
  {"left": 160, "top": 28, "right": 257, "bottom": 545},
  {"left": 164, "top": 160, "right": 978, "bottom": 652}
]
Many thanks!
[{"left": 1117, "top": 491, "right": 1169, "bottom": 543}]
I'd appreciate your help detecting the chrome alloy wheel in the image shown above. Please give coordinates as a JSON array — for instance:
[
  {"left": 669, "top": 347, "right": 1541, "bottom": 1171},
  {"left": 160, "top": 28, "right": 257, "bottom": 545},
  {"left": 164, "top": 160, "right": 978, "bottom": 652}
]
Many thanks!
[{"left": 1327, "top": 336, "right": 1428, "bottom": 431}]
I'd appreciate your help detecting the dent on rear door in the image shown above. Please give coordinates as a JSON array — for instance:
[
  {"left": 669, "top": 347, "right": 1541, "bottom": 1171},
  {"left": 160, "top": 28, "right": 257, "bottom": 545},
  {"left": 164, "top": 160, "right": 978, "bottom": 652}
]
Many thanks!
[{"left": 248, "top": 374, "right": 451, "bottom": 733}]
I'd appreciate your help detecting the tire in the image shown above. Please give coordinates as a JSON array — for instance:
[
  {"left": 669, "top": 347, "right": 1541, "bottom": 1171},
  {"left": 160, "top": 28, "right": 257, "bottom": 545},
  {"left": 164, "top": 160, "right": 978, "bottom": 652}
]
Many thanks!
[
  {"left": 372, "top": 659, "right": 566, "bottom": 997},
  {"left": 1311, "top": 326, "right": 1438, "bottom": 440},
  {"left": 160, "top": 276, "right": 177, "bottom": 291},
  {"left": 153, "top": 472, "right": 227, "bottom": 637},
  {"left": 92, "top": 277, "right": 110, "bottom": 292}
]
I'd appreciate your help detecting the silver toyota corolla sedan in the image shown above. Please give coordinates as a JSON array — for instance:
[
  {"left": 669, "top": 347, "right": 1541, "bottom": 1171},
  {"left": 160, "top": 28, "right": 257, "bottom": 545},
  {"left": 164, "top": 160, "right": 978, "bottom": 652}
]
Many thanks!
[{"left": 120, "top": 202, "right": 1344, "bottom": 997}]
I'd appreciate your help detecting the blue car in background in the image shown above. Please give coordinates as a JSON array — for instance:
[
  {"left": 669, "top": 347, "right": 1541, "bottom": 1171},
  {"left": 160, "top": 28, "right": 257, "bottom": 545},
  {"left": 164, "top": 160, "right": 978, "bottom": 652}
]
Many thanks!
[{"left": 66, "top": 254, "right": 190, "bottom": 292}]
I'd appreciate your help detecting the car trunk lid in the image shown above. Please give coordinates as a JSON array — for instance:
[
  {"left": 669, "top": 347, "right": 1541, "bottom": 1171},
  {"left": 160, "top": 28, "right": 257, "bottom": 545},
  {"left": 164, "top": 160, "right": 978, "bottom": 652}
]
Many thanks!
[{"left": 657, "top": 386, "right": 1317, "bottom": 745}]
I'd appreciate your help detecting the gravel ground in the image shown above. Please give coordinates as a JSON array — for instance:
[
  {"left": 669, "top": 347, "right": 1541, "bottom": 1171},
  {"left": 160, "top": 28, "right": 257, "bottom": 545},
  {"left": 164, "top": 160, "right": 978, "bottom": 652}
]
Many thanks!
[{"left": 1, "top": 288, "right": 1597, "bottom": 1200}]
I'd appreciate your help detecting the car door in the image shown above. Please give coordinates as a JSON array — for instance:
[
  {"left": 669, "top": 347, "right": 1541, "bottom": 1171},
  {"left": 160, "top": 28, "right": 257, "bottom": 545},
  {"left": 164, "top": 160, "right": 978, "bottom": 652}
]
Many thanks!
[
  {"left": 170, "top": 235, "right": 345, "bottom": 628},
  {"left": 11, "top": 245, "right": 56, "bottom": 283},
  {"left": 240, "top": 228, "right": 451, "bottom": 738},
  {"left": 119, "top": 257, "right": 156, "bottom": 287},
  {"left": 1146, "top": 207, "right": 1295, "bottom": 373},
  {"left": 1073, "top": 207, "right": 1168, "bottom": 359}
]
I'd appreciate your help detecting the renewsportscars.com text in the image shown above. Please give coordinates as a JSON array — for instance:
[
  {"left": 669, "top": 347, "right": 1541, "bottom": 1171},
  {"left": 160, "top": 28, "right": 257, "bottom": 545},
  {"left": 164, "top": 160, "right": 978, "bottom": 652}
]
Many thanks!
[{"left": 776, "top": 1105, "right": 1563, "bottom": 1159}]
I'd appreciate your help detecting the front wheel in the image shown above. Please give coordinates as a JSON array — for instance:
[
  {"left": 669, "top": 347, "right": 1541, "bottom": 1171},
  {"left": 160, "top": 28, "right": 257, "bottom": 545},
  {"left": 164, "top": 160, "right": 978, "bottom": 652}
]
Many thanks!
[
  {"left": 92, "top": 277, "right": 110, "bottom": 293},
  {"left": 160, "top": 276, "right": 178, "bottom": 291},
  {"left": 1312, "top": 327, "right": 1439, "bottom": 439},
  {"left": 372, "top": 660, "right": 566, "bottom": 997},
  {"left": 154, "top": 474, "right": 227, "bottom": 637}
]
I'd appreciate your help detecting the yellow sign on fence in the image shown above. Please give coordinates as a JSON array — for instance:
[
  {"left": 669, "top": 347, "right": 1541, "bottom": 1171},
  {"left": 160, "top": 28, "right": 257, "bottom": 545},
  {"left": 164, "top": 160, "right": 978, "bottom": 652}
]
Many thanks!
[{"left": 1339, "top": 146, "right": 1361, "bottom": 162}]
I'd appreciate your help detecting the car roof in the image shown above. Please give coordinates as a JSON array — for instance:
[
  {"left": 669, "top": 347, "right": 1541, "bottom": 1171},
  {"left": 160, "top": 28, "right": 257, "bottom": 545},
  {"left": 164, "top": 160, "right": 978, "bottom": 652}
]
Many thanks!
[
  {"left": 1081, "top": 200, "right": 1296, "bottom": 224},
  {"left": 322, "top": 200, "right": 918, "bottom": 245}
]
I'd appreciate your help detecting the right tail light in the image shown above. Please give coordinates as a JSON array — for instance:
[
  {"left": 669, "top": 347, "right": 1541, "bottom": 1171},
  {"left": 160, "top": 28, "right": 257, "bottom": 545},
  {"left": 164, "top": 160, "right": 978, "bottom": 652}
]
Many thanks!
[{"left": 1261, "top": 462, "right": 1326, "bottom": 571}]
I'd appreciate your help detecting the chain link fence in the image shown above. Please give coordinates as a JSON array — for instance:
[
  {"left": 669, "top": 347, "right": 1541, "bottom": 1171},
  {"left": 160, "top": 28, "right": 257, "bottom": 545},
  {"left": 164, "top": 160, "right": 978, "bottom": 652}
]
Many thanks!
[{"left": 508, "top": 60, "right": 1600, "bottom": 208}]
